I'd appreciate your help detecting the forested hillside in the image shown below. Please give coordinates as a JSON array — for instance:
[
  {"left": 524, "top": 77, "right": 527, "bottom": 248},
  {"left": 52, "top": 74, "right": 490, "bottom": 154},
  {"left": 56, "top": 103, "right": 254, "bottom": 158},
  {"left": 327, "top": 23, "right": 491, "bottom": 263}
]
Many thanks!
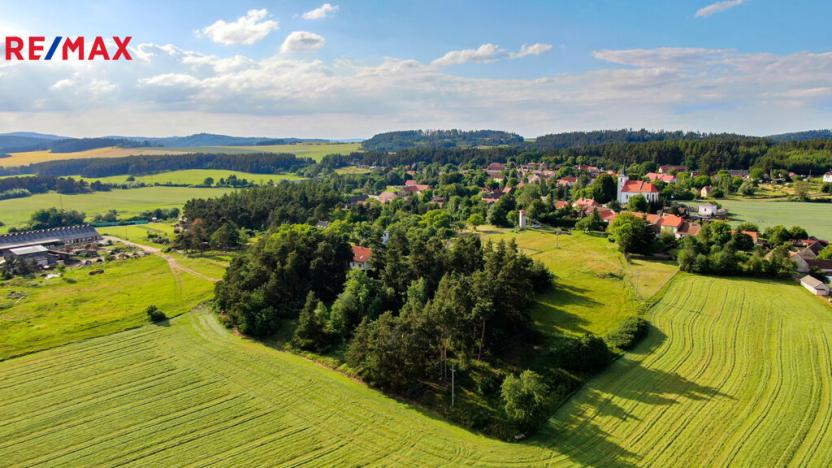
[{"left": 362, "top": 129, "right": 523, "bottom": 152}]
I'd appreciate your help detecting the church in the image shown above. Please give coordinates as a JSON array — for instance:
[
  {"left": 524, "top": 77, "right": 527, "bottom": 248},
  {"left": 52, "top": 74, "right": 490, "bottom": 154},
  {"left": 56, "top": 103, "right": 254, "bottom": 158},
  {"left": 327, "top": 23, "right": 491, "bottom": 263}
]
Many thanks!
[{"left": 617, "top": 172, "right": 660, "bottom": 205}]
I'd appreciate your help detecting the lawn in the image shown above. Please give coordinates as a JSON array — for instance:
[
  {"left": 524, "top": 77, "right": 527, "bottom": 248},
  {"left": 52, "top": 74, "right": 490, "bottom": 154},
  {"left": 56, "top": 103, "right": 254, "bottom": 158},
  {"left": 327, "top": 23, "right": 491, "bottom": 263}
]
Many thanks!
[
  {"left": 483, "top": 228, "right": 677, "bottom": 336},
  {"left": 80, "top": 169, "right": 305, "bottom": 186},
  {"left": 1, "top": 274, "right": 829, "bottom": 465},
  {"left": 0, "top": 255, "right": 215, "bottom": 360},
  {"left": 0, "top": 186, "right": 233, "bottom": 232},
  {"left": 718, "top": 199, "right": 832, "bottom": 240},
  {"left": 99, "top": 223, "right": 178, "bottom": 244}
]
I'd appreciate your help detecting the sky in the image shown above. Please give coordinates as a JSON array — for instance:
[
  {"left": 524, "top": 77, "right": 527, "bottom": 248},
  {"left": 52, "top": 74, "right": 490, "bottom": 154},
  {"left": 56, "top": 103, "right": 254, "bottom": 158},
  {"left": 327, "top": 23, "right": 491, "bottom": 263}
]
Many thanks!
[{"left": 0, "top": 0, "right": 830, "bottom": 138}]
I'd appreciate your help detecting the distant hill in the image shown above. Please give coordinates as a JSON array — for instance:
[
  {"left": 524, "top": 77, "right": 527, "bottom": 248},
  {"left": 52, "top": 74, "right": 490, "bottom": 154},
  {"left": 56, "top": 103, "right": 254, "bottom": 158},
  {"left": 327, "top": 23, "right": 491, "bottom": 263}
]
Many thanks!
[
  {"left": 767, "top": 129, "right": 832, "bottom": 142},
  {"left": 363, "top": 129, "right": 523, "bottom": 152},
  {"left": 1, "top": 132, "right": 68, "bottom": 141},
  {"left": 49, "top": 138, "right": 156, "bottom": 153},
  {"left": 0, "top": 135, "right": 54, "bottom": 153},
  {"left": 534, "top": 129, "right": 754, "bottom": 151},
  {"left": 116, "top": 133, "right": 329, "bottom": 147}
]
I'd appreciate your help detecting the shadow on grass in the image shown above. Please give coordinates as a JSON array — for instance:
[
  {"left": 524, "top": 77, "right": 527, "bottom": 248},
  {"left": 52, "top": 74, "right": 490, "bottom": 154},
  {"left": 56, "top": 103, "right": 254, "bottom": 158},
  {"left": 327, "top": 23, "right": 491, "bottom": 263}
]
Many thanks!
[{"left": 531, "top": 284, "right": 602, "bottom": 336}]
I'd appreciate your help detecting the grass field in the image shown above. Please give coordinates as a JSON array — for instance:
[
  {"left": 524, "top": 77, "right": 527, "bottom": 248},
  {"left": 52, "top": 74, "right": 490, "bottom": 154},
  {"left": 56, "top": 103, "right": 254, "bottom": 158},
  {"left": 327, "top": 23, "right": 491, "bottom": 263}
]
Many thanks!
[
  {"left": 718, "top": 199, "right": 832, "bottom": 240},
  {"left": 483, "top": 228, "right": 677, "bottom": 336},
  {"left": 0, "top": 255, "right": 215, "bottom": 360},
  {"left": 99, "top": 223, "right": 178, "bottom": 244},
  {"left": 2, "top": 142, "right": 361, "bottom": 168},
  {"left": 79, "top": 169, "right": 305, "bottom": 186},
  {"left": 1, "top": 274, "right": 830, "bottom": 465},
  {"left": 0, "top": 186, "right": 233, "bottom": 232}
]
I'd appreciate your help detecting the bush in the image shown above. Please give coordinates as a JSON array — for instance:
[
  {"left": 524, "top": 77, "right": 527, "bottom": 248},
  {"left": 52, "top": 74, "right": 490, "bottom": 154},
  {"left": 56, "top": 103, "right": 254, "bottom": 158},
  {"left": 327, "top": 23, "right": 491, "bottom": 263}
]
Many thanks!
[
  {"left": 501, "top": 370, "right": 551, "bottom": 435},
  {"left": 145, "top": 305, "right": 167, "bottom": 322},
  {"left": 606, "top": 317, "right": 649, "bottom": 350}
]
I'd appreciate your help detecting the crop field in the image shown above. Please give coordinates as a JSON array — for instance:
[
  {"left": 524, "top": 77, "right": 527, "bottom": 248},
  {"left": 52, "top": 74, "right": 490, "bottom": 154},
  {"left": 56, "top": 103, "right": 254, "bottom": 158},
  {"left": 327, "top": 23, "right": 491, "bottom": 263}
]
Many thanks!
[
  {"left": 1, "top": 274, "right": 830, "bottom": 465},
  {"left": 1, "top": 142, "right": 360, "bottom": 168},
  {"left": 0, "top": 147, "right": 190, "bottom": 167},
  {"left": 547, "top": 274, "right": 832, "bottom": 466},
  {"left": 0, "top": 186, "right": 233, "bottom": 232},
  {"left": 484, "top": 228, "right": 677, "bottom": 336},
  {"left": 719, "top": 199, "right": 832, "bottom": 240},
  {"left": 79, "top": 169, "right": 305, "bottom": 186},
  {"left": 0, "top": 255, "right": 215, "bottom": 360}
]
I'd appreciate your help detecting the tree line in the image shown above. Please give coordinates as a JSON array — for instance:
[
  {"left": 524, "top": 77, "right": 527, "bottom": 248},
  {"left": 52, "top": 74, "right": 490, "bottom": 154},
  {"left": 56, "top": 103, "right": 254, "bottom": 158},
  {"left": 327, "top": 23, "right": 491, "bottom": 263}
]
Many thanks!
[{"left": 0, "top": 153, "right": 312, "bottom": 178}]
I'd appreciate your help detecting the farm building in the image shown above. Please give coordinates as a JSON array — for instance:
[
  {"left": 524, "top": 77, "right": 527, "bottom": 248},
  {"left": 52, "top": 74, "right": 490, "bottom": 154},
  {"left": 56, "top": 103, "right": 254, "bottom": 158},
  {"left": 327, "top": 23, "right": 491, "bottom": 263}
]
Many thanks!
[
  {"left": 7, "top": 245, "right": 53, "bottom": 268},
  {"left": 824, "top": 171, "right": 832, "bottom": 183},
  {"left": 0, "top": 225, "right": 102, "bottom": 257},
  {"left": 800, "top": 275, "right": 830, "bottom": 296},
  {"left": 350, "top": 245, "right": 373, "bottom": 270}
]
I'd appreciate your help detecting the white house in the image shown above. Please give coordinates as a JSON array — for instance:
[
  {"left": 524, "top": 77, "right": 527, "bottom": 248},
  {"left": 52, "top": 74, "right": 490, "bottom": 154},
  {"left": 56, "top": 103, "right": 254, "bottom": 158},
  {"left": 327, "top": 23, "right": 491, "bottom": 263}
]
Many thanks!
[
  {"left": 698, "top": 204, "right": 719, "bottom": 217},
  {"left": 801, "top": 275, "right": 830, "bottom": 296},
  {"left": 617, "top": 173, "right": 660, "bottom": 205},
  {"left": 824, "top": 171, "right": 832, "bottom": 183}
]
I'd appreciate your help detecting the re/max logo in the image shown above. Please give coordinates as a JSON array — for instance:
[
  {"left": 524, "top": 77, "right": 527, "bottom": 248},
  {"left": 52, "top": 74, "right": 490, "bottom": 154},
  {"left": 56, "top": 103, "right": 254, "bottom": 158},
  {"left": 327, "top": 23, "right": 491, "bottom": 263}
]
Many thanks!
[{"left": 3, "top": 36, "right": 132, "bottom": 61}]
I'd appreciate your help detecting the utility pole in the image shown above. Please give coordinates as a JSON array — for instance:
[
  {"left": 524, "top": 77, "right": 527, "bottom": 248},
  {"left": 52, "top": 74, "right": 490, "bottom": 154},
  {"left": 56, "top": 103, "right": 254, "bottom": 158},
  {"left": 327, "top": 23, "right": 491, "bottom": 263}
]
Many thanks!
[{"left": 450, "top": 365, "right": 456, "bottom": 407}]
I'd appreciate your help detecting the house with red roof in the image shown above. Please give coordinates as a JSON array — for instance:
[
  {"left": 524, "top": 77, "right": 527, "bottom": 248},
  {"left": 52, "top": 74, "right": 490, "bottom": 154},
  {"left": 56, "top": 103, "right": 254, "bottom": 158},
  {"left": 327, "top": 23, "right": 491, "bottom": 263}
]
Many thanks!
[
  {"left": 646, "top": 172, "right": 676, "bottom": 184},
  {"left": 377, "top": 191, "right": 398, "bottom": 203},
  {"left": 350, "top": 245, "right": 373, "bottom": 270},
  {"left": 617, "top": 173, "right": 660, "bottom": 204},
  {"left": 659, "top": 165, "right": 687, "bottom": 174},
  {"left": 557, "top": 176, "right": 578, "bottom": 187}
]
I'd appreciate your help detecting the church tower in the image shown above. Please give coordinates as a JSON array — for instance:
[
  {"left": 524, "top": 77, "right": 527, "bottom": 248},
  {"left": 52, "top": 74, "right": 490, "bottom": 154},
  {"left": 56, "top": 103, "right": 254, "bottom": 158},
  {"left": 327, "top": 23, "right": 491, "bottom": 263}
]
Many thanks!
[{"left": 617, "top": 171, "right": 628, "bottom": 204}]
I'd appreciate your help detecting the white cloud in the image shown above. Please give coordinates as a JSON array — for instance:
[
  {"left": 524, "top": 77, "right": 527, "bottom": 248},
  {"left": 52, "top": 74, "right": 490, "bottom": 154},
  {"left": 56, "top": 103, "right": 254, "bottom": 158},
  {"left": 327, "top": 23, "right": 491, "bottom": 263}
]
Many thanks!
[
  {"left": 139, "top": 73, "right": 202, "bottom": 88},
  {"left": 5, "top": 37, "right": 832, "bottom": 137},
  {"left": 280, "top": 31, "right": 326, "bottom": 53},
  {"left": 695, "top": 0, "right": 746, "bottom": 18},
  {"left": 50, "top": 79, "right": 74, "bottom": 91},
  {"left": 302, "top": 3, "right": 339, "bottom": 20},
  {"left": 433, "top": 42, "right": 553, "bottom": 66},
  {"left": 510, "top": 43, "right": 553, "bottom": 59},
  {"left": 199, "top": 9, "right": 279, "bottom": 45},
  {"left": 432, "top": 44, "right": 505, "bottom": 66}
]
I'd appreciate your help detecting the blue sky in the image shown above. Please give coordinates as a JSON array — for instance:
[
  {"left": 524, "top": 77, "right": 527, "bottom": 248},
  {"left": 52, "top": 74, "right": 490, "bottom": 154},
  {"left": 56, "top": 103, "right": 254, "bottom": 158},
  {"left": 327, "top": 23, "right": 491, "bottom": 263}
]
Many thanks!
[{"left": 0, "top": 0, "right": 830, "bottom": 137}]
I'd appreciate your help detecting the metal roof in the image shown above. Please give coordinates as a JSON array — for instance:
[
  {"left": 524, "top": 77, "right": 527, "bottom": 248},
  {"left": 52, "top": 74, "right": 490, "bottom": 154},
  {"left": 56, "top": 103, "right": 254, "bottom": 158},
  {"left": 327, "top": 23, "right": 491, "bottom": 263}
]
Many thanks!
[{"left": 9, "top": 245, "right": 49, "bottom": 256}]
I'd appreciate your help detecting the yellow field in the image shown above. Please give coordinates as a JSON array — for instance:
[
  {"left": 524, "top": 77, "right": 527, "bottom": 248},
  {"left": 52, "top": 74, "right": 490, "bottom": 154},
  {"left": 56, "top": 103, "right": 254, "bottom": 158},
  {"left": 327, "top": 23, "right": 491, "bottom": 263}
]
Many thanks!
[
  {"left": 0, "top": 147, "right": 189, "bottom": 167},
  {"left": 1, "top": 274, "right": 831, "bottom": 465},
  {"left": 1, "top": 142, "right": 360, "bottom": 167}
]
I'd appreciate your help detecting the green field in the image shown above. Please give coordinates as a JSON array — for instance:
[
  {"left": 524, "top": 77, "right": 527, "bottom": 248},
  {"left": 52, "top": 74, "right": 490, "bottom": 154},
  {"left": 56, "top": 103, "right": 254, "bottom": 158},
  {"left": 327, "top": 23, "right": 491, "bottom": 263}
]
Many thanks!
[
  {"left": 0, "top": 186, "right": 233, "bottom": 232},
  {"left": 0, "top": 255, "right": 216, "bottom": 360},
  {"left": 484, "top": 229, "right": 677, "bottom": 336},
  {"left": 1, "top": 274, "right": 830, "bottom": 465},
  {"left": 99, "top": 223, "right": 178, "bottom": 244},
  {"left": 80, "top": 169, "right": 305, "bottom": 186},
  {"left": 719, "top": 199, "right": 832, "bottom": 240}
]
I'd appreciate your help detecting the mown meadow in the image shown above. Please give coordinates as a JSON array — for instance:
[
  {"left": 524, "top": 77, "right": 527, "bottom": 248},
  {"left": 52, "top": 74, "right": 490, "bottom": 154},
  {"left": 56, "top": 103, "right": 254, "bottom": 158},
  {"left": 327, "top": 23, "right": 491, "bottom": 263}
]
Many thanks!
[{"left": 1, "top": 273, "right": 830, "bottom": 465}]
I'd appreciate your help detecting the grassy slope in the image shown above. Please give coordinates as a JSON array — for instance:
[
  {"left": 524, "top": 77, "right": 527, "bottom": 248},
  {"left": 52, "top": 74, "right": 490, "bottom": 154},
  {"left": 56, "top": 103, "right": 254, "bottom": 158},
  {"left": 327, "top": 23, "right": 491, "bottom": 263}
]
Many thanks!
[
  {"left": 0, "top": 147, "right": 189, "bottom": 167},
  {"left": 0, "top": 255, "right": 216, "bottom": 360},
  {"left": 546, "top": 274, "right": 832, "bottom": 466},
  {"left": 2, "top": 275, "right": 830, "bottom": 465},
  {"left": 99, "top": 223, "right": 178, "bottom": 243},
  {"left": 484, "top": 228, "right": 677, "bottom": 336},
  {"left": 719, "top": 199, "right": 832, "bottom": 240},
  {"left": 79, "top": 169, "right": 305, "bottom": 186},
  {"left": 0, "top": 186, "right": 233, "bottom": 232}
]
